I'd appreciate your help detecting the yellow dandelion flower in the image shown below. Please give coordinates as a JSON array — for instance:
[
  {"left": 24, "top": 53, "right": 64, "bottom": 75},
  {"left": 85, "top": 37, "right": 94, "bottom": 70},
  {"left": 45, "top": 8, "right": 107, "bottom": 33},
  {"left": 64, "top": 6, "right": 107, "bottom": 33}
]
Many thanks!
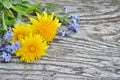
[
  {"left": 30, "top": 12, "right": 61, "bottom": 43},
  {"left": 12, "top": 23, "right": 32, "bottom": 43},
  {"left": 16, "top": 34, "right": 48, "bottom": 63}
]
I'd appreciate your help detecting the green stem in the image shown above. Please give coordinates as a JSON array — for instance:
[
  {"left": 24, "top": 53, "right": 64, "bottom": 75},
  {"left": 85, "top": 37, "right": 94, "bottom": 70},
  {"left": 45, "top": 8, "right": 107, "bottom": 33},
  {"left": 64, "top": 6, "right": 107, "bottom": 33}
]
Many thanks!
[
  {"left": 4, "top": 8, "right": 14, "bottom": 17},
  {"left": 8, "top": 9, "right": 14, "bottom": 17},
  {"left": 2, "top": 12, "right": 7, "bottom": 31}
]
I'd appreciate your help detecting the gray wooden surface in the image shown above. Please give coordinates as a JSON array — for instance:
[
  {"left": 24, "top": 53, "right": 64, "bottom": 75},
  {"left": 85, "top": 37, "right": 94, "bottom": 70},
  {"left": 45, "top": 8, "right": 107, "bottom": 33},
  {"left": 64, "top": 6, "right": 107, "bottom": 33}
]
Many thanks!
[{"left": 0, "top": 0, "right": 120, "bottom": 80}]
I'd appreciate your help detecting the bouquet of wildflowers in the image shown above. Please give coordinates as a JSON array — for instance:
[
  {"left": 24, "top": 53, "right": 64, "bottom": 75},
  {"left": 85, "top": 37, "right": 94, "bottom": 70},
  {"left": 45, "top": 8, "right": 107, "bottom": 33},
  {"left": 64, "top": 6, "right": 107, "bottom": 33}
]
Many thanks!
[{"left": 0, "top": 0, "right": 80, "bottom": 63}]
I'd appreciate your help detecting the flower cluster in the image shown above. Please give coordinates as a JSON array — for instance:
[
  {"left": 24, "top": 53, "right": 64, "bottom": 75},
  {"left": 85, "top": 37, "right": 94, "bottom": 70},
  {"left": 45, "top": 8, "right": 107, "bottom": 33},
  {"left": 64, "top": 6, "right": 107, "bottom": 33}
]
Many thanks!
[
  {"left": 0, "top": 12, "right": 61, "bottom": 63},
  {"left": 56, "top": 14, "right": 80, "bottom": 39},
  {"left": 0, "top": 28, "right": 21, "bottom": 62},
  {"left": 0, "top": 8, "right": 80, "bottom": 63},
  {"left": 0, "top": 42, "right": 21, "bottom": 62}
]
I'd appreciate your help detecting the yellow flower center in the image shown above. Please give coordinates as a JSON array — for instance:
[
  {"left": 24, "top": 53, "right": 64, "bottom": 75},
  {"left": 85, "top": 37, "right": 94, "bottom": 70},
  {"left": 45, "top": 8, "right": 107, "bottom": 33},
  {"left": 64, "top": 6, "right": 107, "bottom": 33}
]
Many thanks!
[
  {"left": 29, "top": 46, "right": 36, "bottom": 52},
  {"left": 18, "top": 34, "right": 24, "bottom": 40}
]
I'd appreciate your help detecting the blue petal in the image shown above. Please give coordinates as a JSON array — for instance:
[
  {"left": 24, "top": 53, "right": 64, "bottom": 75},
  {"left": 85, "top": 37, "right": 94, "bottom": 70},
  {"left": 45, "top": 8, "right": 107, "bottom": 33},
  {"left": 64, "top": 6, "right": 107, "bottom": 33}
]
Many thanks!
[
  {"left": 69, "top": 23, "right": 80, "bottom": 32},
  {"left": 10, "top": 42, "right": 21, "bottom": 54},
  {"left": 1, "top": 51, "right": 7, "bottom": 58},
  {"left": 73, "top": 23, "right": 80, "bottom": 32},
  {"left": 71, "top": 18, "right": 77, "bottom": 24},
  {"left": 56, "top": 31, "right": 65, "bottom": 39},
  {"left": 74, "top": 14, "right": 80, "bottom": 22},
  {"left": 0, "top": 39, "right": 2, "bottom": 47},
  {"left": 4, "top": 54, "right": 11, "bottom": 62},
  {"left": 4, "top": 45, "right": 12, "bottom": 52},
  {"left": 3, "top": 27, "right": 14, "bottom": 42},
  {"left": 1, "top": 52, "right": 11, "bottom": 62},
  {"left": 65, "top": 30, "right": 72, "bottom": 35},
  {"left": 64, "top": 7, "right": 68, "bottom": 13},
  {"left": 15, "top": 19, "right": 22, "bottom": 25}
]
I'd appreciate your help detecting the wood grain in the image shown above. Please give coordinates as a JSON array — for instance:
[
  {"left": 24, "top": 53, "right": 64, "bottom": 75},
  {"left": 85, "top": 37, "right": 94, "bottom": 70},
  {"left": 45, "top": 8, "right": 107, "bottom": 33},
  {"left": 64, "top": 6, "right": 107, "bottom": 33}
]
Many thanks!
[{"left": 0, "top": 0, "right": 120, "bottom": 80}]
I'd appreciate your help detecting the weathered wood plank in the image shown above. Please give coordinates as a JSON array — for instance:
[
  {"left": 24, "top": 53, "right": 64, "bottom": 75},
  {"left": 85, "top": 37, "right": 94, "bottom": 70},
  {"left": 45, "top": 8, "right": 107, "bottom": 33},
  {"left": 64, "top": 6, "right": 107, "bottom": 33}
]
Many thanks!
[{"left": 0, "top": 0, "right": 120, "bottom": 80}]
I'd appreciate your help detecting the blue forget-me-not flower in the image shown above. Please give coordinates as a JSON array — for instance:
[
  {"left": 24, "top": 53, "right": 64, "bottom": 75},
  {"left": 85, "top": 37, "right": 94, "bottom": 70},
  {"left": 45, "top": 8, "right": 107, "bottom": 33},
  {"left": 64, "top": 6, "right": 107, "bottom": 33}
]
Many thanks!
[
  {"left": 56, "top": 13, "right": 80, "bottom": 39},
  {"left": 1, "top": 51, "right": 11, "bottom": 62},
  {"left": 3, "top": 27, "right": 14, "bottom": 42}
]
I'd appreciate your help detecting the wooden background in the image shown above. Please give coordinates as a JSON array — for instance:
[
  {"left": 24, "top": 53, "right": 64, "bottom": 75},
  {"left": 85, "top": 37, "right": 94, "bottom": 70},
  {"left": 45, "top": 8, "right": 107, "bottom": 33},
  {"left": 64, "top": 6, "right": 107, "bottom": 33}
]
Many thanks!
[{"left": 0, "top": 0, "right": 120, "bottom": 80}]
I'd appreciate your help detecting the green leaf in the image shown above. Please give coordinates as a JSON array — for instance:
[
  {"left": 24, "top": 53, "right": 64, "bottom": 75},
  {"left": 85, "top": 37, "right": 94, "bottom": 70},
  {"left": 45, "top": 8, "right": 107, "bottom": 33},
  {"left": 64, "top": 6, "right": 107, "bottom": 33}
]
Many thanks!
[
  {"left": 2, "top": 0, "right": 13, "bottom": 9},
  {"left": 21, "top": 1, "right": 33, "bottom": 8},
  {"left": 0, "top": 26, "right": 5, "bottom": 37},
  {"left": 10, "top": 0, "right": 22, "bottom": 5},
  {"left": 17, "top": 13, "right": 22, "bottom": 20},
  {"left": 2, "top": 12, "right": 7, "bottom": 31},
  {"left": 5, "top": 19, "right": 15, "bottom": 26},
  {"left": 55, "top": 8, "right": 63, "bottom": 15},
  {"left": 12, "top": 5, "right": 28, "bottom": 14},
  {"left": 58, "top": 16, "right": 71, "bottom": 25},
  {"left": 5, "top": 16, "right": 16, "bottom": 26},
  {"left": 0, "top": 16, "right": 2, "bottom": 19},
  {"left": 0, "top": 0, "right": 2, "bottom": 4},
  {"left": 45, "top": 4, "right": 54, "bottom": 10},
  {"left": 0, "top": 27, "right": 3, "bottom": 31},
  {"left": 26, "top": 2, "right": 41, "bottom": 13},
  {"left": 3, "top": 8, "right": 14, "bottom": 17},
  {"left": 12, "top": 5, "right": 28, "bottom": 20}
]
